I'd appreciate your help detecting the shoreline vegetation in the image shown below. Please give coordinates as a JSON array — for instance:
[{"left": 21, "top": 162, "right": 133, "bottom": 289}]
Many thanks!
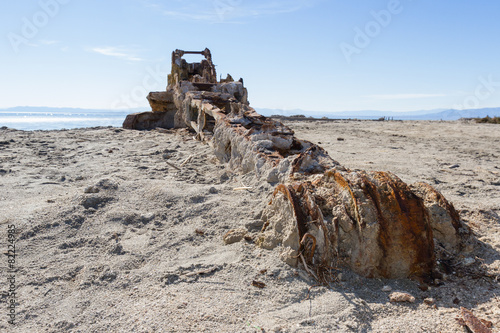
[
  {"left": 272, "top": 114, "right": 500, "bottom": 123},
  {"left": 475, "top": 115, "right": 500, "bottom": 124}
]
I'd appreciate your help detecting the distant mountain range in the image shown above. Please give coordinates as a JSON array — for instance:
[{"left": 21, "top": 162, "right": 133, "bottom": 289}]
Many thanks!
[
  {"left": 255, "top": 107, "right": 500, "bottom": 121},
  {"left": 2, "top": 106, "right": 500, "bottom": 121}
]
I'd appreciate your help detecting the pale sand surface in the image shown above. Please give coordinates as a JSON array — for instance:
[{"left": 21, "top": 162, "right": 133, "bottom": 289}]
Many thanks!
[{"left": 0, "top": 120, "right": 498, "bottom": 332}]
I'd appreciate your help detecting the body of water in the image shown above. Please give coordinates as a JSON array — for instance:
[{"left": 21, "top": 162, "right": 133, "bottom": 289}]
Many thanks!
[{"left": 0, "top": 110, "right": 132, "bottom": 131}]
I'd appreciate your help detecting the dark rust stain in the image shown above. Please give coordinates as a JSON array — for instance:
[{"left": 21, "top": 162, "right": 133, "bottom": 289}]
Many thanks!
[
  {"left": 301, "top": 233, "right": 317, "bottom": 262},
  {"left": 273, "top": 185, "right": 308, "bottom": 242},
  {"left": 359, "top": 171, "right": 435, "bottom": 280}
]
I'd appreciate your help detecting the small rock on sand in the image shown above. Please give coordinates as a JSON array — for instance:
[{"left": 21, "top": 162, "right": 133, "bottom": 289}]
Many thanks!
[
  {"left": 462, "top": 257, "right": 475, "bottom": 266},
  {"left": 389, "top": 292, "right": 416, "bottom": 303},
  {"left": 423, "top": 298, "right": 435, "bottom": 305},
  {"left": 223, "top": 228, "right": 247, "bottom": 245}
]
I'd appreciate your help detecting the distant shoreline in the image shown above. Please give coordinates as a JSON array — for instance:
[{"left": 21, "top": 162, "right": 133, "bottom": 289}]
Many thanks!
[{"left": 271, "top": 115, "right": 467, "bottom": 122}]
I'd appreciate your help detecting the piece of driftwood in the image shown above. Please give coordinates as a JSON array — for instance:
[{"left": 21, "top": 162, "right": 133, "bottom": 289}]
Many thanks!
[
  {"left": 165, "top": 161, "right": 181, "bottom": 171},
  {"left": 124, "top": 48, "right": 473, "bottom": 282}
]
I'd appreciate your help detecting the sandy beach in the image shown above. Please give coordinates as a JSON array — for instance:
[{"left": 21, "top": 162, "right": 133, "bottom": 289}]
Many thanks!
[{"left": 0, "top": 119, "right": 499, "bottom": 332}]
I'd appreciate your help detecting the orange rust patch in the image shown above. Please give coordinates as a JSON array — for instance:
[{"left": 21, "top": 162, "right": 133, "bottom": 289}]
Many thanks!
[{"left": 360, "top": 171, "right": 435, "bottom": 279}]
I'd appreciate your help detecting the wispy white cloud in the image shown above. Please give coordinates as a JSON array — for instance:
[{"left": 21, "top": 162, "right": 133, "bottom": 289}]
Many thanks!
[
  {"left": 149, "top": 0, "right": 322, "bottom": 23},
  {"left": 39, "top": 40, "right": 60, "bottom": 45},
  {"left": 367, "top": 93, "right": 446, "bottom": 100},
  {"left": 162, "top": 9, "right": 215, "bottom": 21},
  {"left": 91, "top": 47, "right": 143, "bottom": 62}
]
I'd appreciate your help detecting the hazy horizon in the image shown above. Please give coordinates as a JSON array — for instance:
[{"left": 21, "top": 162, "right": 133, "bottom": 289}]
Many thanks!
[{"left": 2, "top": 105, "right": 500, "bottom": 124}]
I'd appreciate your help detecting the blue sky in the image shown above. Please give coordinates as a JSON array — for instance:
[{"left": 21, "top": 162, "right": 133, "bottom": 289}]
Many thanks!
[{"left": 1, "top": 0, "right": 500, "bottom": 113}]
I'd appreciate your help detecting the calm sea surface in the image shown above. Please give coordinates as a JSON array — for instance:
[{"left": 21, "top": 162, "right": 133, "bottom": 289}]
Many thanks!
[{"left": 0, "top": 110, "right": 131, "bottom": 131}]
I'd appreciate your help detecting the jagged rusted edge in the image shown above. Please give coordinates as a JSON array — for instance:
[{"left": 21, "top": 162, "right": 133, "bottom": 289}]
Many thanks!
[
  {"left": 291, "top": 183, "right": 332, "bottom": 260},
  {"left": 273, "top": 184, "right": 336, "bottom": 283}
]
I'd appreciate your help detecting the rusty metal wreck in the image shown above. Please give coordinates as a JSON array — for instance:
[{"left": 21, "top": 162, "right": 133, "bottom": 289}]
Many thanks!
[{"left": 124, "top": 48, "right": 472, "bottom": 283}]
